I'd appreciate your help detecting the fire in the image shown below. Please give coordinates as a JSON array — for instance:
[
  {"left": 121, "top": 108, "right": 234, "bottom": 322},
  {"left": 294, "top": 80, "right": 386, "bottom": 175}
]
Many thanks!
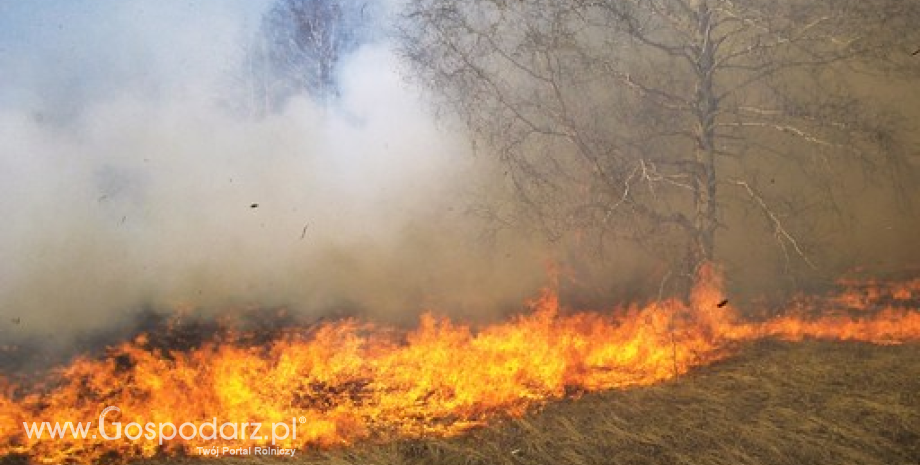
[{"left": 1, "top": 265, "right": 918, "bottom": 463}]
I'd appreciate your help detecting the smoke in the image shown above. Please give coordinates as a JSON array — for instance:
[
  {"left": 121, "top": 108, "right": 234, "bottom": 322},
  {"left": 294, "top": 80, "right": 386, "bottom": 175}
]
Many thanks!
[
  {"left": 0, "top": 0, "right": 546, "bottom": 343},
  {"left": 3, "top": 1, "right": 918, "bottom": 350}
]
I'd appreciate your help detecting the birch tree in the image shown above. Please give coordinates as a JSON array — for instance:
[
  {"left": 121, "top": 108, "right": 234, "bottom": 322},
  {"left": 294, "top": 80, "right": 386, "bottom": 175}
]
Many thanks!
[
  {"left": 239, "top": 0, "right": 375, "bottom": 115},
  {"left": 400, "top": 0, "right": 920, "bottom": 288}
]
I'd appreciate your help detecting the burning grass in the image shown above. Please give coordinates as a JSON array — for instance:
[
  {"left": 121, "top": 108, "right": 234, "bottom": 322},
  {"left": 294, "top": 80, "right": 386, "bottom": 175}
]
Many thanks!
[
  {"left": 133, "top": 340, "right": 920, "bottom": 465},
  {"left": 0, "top": 266, "right": 918, "bottom": 463}
]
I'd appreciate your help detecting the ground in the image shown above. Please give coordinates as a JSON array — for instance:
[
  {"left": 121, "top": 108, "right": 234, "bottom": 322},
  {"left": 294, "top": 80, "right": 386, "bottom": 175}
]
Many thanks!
[{"left": 129, "top": 340, "right": 919, "bottom": 465}]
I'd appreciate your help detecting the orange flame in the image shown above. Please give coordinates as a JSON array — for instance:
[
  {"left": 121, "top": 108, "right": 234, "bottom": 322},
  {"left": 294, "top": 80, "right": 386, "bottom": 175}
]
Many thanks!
[{"left": 0, "top": 265, "right": 918, "bottom": 463}]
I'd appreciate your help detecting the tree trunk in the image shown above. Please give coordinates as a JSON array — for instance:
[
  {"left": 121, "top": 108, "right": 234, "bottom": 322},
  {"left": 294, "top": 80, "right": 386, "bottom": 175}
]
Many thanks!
[{"left": 689, "top": 1, "right": 718, "bottom": 281}]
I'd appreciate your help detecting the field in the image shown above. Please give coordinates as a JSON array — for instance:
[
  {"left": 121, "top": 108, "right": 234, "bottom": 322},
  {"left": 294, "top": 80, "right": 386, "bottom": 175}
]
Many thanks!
[{"left": 129, "top": 340, "right": 919, "bottom": 465}]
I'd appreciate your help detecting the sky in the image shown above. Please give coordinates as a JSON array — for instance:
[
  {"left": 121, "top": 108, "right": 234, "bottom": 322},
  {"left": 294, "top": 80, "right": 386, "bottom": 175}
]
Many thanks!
[{"left": 0, "top": 1, "right": 269, "bottom": 111}]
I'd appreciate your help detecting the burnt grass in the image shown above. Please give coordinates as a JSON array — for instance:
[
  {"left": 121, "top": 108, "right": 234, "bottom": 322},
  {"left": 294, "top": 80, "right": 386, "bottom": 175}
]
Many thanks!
[{"left": 129, "top": 340, "right": 920, "bottom": 465}]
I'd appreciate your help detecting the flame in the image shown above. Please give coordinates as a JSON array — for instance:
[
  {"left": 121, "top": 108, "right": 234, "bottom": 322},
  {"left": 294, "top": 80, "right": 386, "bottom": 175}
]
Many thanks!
[{"left": 1, "top": 265, "right": 918, "bottom": 463}]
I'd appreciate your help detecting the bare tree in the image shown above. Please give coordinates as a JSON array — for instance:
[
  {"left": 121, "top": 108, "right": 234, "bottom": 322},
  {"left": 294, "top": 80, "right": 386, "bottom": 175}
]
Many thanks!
[
  {"left": 399, "top": 0, "right": 920, "bottom": 290},
  {"left": 238, "top": 0, "right": 375, "bottom": 115}
]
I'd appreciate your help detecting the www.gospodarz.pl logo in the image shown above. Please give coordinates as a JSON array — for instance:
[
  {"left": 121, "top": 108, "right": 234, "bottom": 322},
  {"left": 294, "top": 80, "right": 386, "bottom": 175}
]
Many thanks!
[{"left": 22, "top": 406, "right": 302, "bottom": 452}]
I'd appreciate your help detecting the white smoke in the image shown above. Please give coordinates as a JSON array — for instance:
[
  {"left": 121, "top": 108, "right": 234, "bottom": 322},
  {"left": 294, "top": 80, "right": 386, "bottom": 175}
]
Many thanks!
[{"left": 0, "top": 0, "right": 546, "bottom": 341}]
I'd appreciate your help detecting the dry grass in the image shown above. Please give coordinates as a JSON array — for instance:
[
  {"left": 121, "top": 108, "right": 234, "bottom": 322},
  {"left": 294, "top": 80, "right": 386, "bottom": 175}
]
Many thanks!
[{"left": 132, "top": 340, "right": 920, "bottom": 465}]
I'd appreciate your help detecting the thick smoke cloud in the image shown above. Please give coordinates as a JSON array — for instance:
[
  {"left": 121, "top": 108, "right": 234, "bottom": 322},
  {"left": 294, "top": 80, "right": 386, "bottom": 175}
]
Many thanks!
[
  {"left": 0, "top": 0, "right": 545, "bottom": 342},
  {"left": 2, "top": 1, "right": 918, "bottom": 349}
]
